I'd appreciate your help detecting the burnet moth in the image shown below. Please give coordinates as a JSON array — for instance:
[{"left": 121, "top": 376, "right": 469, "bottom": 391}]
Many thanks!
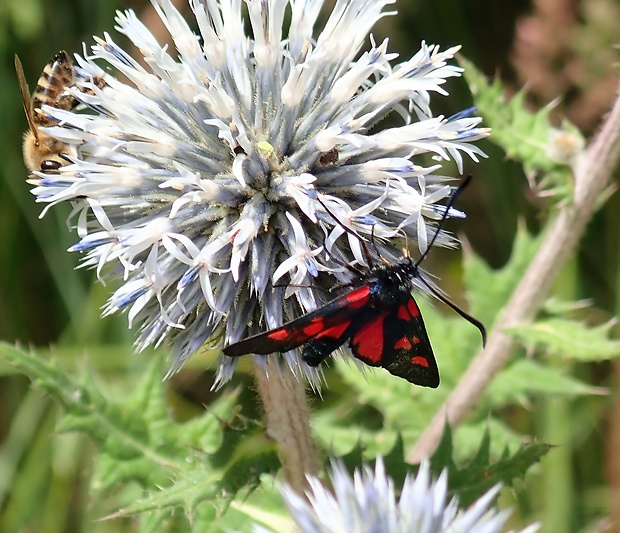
[{"left": 223, "top": 176, "right": 486, "bottom": 387}]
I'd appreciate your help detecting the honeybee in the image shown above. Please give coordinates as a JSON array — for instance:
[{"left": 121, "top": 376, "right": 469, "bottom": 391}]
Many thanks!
[{"left": 15, "top": 51, "right": 80, "bottom": 173}]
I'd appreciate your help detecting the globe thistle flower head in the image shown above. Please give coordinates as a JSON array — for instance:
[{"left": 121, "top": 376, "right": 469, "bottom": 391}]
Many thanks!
[
  {"left": 28, "top": 0, "right": 489, "bottom": 387},
  {"left": 253, "top": 458, "right": 540, "bottom": 533}
]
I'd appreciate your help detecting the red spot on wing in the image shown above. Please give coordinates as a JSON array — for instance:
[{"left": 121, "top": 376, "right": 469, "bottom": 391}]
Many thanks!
[
  {"left": 411, "top": 356, "right": 429, "bottom": 368},
  {"left": 302, "top": 317, "right": 327, "bottom": 336},
  {"left": 397, "top": 304, "right": 409, "bottom": 320},
  {"left": 413, "top": 336, "right": 421, "bottom": 344},
  {"left": 407, "top": 297, "right": 420, "bottom": 317},
  {"left": 316, "top": 320, "right": 351, "bottom": 339},
  {"left": 351, "top": 315, "right": 385, "bottom": 363},
  {"left": 268, "top": 329, "right": 291, "bottom": 341},
  {"left": 394, "top": 336, "right": 412, "bottom": 350},
  {"left": 343, "top": 285, "right": 372, "bottom": 309},
  {"left": 262, "top": 286, "right": 371, "bottom": 348}
]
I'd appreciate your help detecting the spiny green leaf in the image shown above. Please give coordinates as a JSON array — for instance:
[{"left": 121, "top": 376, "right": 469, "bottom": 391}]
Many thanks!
[
  {"left": 470, "top": 425, "right": 491, "bottom": 466},
  {"left": 71, "top": 359, "right": 190, "bottom": 491},
  {"left": 0, "top": 345, "right": 181, "bottom": 490},
  {"left": 0, "top": 343, "right": 78, "bottom": 400},
  {"left": 450, "top": 441, "right": 552, "bottom": 507},
  {"left": 108, "top": 431, "right": 278, "bottom": 519},
  {"left": 425, "top": 420, "right": 524, "bottom": 476},
  {"left": 380, "top": 434, "right": 407, "bottom": 478},
  {"left": 0, "top": 342, "right": 280, "bottom": 526},
  {"left": 454, "top": 418, "right": 531, "bottom": 464},
  {"left": 428, "top": 425, "right": 551, "bottom": 506},
  {"left": 460, "top": 55, "right": 582, "bottom": 197},
  {"left": 133, "top": 507, "right": 190, "bottom": 533},
  {"left": 421, "top": 300, "right": 486, "bottom": 385},
  {"left": 314, "top": 408, "right": 399, "bottom": 458},
  {"left": 486, "top": 359, "right": 605, "bottom": 407},
  {"left": 542, "top": 297, "right": 592, "bottom": 316},
  {"left": 181, "top": 392, "right": 241, "bottom": 454},
  {"left": 507, "top": 318, "right": 620, "bottom": 361},
  {"left": 105, "top": 468, "right": 220, "bottom": 519},
  {"left": 319, "top": 356, "right": 444, "bottom": 453}
]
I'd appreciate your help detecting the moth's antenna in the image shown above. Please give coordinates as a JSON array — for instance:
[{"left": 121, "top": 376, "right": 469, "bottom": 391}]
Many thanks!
[
  {"left": 414, "top": 174, "right": 472, "bottom": 268},
  {"left": 411, "top": 175, "right": 486, "bottom": 345},
  {"left": 418, "top": 277, "right": 487, "bottom": 345}
]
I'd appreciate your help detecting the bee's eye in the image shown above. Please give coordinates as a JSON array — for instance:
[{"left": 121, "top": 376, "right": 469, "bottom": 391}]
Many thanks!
[{"left": 41, "top": 159, "right": 62, "bottom": 172}]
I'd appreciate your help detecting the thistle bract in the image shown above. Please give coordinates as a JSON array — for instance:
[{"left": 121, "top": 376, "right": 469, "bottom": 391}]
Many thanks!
[{"left": 29, "top": 0, "right": 489, "bottom": 387}]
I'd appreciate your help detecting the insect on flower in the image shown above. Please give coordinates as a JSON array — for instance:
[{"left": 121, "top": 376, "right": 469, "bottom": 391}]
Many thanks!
[
  {"left": 223, "top": 177, "right": 486, "bottom": 387},
  {"left": 15, "top": 51, "right": 80, "bottom": 173},
  {"left": 15, "top": 51, "right": 105, "bottom": 173}
]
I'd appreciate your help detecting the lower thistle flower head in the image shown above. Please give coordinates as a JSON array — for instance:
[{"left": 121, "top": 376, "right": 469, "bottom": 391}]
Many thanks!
[
  {"left": 28, "top": 0, "right": 489, "bottom": 387},
  {"left": 252, "top": 459, "right": 540, "bottom": 533}
]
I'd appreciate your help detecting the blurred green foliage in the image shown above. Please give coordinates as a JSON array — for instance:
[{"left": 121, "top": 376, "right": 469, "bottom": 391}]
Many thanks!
[{"left": 1, "top": 0, "right": 619, "bottom": 532}]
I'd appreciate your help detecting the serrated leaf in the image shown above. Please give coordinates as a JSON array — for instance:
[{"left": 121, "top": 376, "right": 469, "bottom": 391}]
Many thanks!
[
  {"left": 507, "top": 318, "right": 620, "bottom": 361},
  {"left": 428, "top": 424, "right": 551, "bottom": 506},
  {"left": 0, "top": 342, "right": 280, "bottom": 526},
  {"left": 485, "top": 359, "right": 604, "bottom": 408},
  {"left": 450, "top": 440, "right": 552, "bottom": 507},
  {"left": 111, "top": 431, "right": 278, "bottom": 519},
  {"left": 135, "top": 509, "right": 184, "bottom": 533},
  {"left": 455, "top": 418, "right": 535, "bottom": 464},
  {"left": 314, "top": 407, "right": 400, "bottom": 458},
  {"left": 460, "top": 55, "right": 582, "bottom": 197}
]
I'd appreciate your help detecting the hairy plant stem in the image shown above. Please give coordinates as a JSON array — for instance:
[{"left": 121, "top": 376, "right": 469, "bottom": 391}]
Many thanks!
[
  {"left": 408, "top": 85, "right": 620, "bottom": 464},
  {"left": 254, "top": 358, "right": 318, "bottom": 493}
]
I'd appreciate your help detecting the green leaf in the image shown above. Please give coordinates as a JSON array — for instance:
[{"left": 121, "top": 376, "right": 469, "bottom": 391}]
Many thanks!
[
  {"left": 485, "top": 359, "right": 604, "bottom": 407},
  {"left": 450, "top": 440, "right": 552, "bottom": 507},
  {"left": 507, "top": 318, "right": 620, "bottom": 361},
  {"left": 452, "top": 418, "right": 527, "bottom": 464},
  {"left": 109, "top": 430, "right": 277, "bottom": 518},
  {"left": 429, "top": 424, "right": 552, "bottom": 507},
  {"left": 312, "top": 356, "right": 445, "bottom": 456},
  {"left": 429, "top": 421, "right": 457, "bottom": 473},
  {"left": 0, "top": 342, "right": 280, "bottom": 527},
  {"left": 460, "top": 55, "right": 583, "bottom": 197}
]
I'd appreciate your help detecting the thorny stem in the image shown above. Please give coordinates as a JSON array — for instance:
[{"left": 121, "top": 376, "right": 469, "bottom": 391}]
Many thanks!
[
  {"left": 254, "top": 358, "right": 319, "bottom": 493},
  {"left": 407, "top": 84, "right": 620, "bottom": 464}
]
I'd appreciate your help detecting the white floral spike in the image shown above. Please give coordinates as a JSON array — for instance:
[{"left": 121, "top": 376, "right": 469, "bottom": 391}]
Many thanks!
[
  {"left": 251, "top": 458, "right": 540, "bottom": 533},
  {"left": 27, "top": 0, "right": 489, "bottom": 387}
]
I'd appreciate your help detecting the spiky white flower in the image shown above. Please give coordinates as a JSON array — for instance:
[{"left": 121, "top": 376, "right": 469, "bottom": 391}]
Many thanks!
[
  {"left": 28, "top": 0, "right": 489, "bottom": 387},
  {"left": 252, "top": 459, "right": 539, "bottom": 533}
]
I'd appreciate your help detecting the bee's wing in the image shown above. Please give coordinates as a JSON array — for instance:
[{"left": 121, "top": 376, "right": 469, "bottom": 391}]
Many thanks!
[{"left": 14, "top": 55, "right": 38, "bottom": 142}]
